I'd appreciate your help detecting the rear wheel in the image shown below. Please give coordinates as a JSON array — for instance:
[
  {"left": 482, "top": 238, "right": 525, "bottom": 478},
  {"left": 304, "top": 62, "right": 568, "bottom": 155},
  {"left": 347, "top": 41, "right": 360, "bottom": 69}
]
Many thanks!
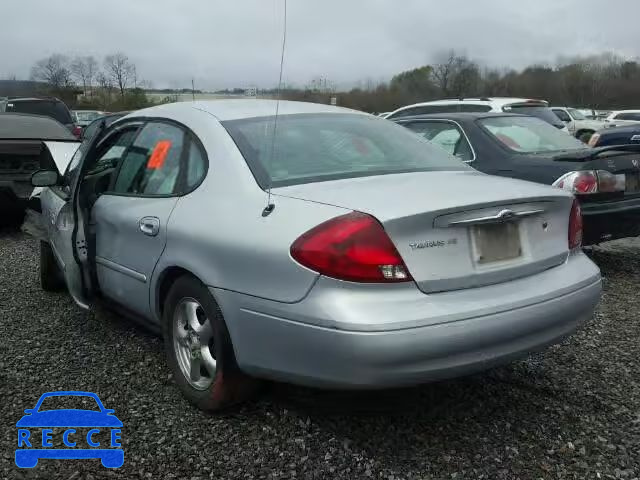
[
  {"left": 162, "top": 275, "right": 259, "bottom": 411},
  {"left": 40, "top": 241, "right": 65, "bottom": 292}
]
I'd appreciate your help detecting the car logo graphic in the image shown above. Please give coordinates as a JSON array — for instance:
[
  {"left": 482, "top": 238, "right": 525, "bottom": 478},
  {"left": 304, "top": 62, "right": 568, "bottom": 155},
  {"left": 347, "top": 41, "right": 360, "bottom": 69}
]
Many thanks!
[{"left": 15, "top": 391, "right": 124, "bottom": 469}]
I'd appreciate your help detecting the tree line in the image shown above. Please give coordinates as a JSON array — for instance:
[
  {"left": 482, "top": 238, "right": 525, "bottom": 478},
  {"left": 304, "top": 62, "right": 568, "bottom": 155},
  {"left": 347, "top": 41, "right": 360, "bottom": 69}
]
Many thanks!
[
  {"left": 30, "top": 53, "right": 152, "bottom": 111},
  {"left": 26, "top": 49, "right": 640, "bottom": 115},
  {"left": 284, "top": 51, "right": 640, "bottom": 114}
]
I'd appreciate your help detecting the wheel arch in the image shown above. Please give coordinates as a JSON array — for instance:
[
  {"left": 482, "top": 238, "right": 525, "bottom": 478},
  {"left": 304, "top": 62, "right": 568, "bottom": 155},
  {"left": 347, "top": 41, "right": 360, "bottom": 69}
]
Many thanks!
[{"left": 153, "top": 265, "right": 198, "bottom": 321}]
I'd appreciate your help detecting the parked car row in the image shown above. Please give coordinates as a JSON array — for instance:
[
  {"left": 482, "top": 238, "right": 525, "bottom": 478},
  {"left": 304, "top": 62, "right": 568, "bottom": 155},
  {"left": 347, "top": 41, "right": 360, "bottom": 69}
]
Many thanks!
[
  {"left": 384, "top": 97, "right": 570, "bottom": 133},
  {"left": 10, "top": 99, "right": 604, "bottom": 411}
]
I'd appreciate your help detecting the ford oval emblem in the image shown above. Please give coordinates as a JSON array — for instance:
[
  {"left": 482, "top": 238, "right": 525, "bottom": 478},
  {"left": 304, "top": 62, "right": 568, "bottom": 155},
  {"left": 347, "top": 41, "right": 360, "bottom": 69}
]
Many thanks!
[{"left": 497, "top": 209, "right": 516, "bottom": 221}]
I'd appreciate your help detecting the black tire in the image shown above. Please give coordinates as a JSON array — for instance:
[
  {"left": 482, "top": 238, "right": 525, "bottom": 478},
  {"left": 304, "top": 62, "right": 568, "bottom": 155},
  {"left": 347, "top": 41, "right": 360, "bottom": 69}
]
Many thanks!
[
  {"left": 162, "top": 275, "right": 260, "bottom": 411},
  {"left": 40, "top": 241, "right": 65, "bottom": 292}
]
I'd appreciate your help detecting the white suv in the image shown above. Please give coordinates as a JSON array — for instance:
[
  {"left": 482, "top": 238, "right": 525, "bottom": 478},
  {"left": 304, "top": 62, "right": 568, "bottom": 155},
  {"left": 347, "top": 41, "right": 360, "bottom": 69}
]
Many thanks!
[
  {"left": 551, "top": 107, "right": 605, "bottom": 142},
  {"left": 385, "top": 97, "right": 569, "bottom": 133},
  {"left": 604, "top": 110, "right": 640, "bottom": 128}
]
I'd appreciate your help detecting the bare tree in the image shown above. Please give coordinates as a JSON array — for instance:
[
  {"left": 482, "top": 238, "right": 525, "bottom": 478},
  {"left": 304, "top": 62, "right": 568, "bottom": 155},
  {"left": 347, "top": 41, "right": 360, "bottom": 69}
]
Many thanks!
[
  {"left": 71, "top": 56, "right": 98, "bottom": 96},
  {"left": 104, "top": 53, "right": 134, "bottom": 99},
  {"left": 96, "top": 72, "right": 115, "bottom": 109},
  {"left": 30, "top": 54, "right": 73, "bottom": 89},
  {"left": 431, "top": 50, "right": 458, "bottom": 96},
  {"left": 450, "top": 56, "right": 481, "bottom": 98}
]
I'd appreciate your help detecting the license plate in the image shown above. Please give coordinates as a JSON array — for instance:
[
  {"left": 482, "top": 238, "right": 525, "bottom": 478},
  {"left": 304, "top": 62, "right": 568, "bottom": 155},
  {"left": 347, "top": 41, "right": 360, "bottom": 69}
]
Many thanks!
[{"left": 472, "top": 222, "right": 522, "bottom": 264}]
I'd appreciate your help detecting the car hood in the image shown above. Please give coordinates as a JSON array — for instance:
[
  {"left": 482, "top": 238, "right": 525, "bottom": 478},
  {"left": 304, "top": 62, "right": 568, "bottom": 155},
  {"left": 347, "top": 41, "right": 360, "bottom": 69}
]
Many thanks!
[
  {"left": 16, "top": 410, "right": 123, "bottom": 428},
  {"left": 578, "top": 119, "right": 606, "bottom": 129}
]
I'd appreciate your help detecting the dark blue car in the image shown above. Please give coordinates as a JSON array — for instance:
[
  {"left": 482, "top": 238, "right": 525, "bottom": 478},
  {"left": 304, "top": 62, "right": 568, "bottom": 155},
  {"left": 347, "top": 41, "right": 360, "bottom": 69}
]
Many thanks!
[
  {"left": 590, "top": 125, "right": 640, "bottom": 148},
  {"left": 15, "top": 391, "right": 123, "bottom": 468}
]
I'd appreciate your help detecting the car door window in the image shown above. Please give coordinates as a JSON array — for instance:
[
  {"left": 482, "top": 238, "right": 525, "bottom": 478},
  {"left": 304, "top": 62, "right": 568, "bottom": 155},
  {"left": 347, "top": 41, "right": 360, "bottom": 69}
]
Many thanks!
[
  {"left": 112, "top": 122, "right": 185, "bottom": 196},
  {"left": 403, "top": 121, "right": 474, "bottom": 162},
  {"left": 81, "top": 128, "right": 139, "bottom": 202},
  {"left": 553, "top": 109, "right": 572, "bottom": 122}
]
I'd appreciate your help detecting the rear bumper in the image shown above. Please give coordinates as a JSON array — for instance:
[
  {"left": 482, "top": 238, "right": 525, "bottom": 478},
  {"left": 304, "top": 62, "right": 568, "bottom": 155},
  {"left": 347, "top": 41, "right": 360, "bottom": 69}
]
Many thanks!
[
  {"left": 581, "top": 197, "right": 640, "bottom": 244},
  {"left": 214, "top": 253, "right": 601, "bottom": 389}
]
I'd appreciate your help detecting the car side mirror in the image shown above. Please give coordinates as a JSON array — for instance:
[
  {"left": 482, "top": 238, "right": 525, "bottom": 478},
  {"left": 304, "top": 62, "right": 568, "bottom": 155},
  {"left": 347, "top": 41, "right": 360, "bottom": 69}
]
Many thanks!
[
  {"left": 23, "top": 409, "right": 34, "bottom": 414},
  {"left": 31, "top": 170, "right": 60, "bottom": 187}
]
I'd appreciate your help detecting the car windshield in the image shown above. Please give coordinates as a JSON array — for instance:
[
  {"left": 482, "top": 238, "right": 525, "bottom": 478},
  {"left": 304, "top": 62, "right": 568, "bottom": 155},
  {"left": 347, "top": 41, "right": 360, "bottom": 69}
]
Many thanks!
[
  {"left": 568, "top": 108, "right": 587, "bottom": 120},
  {"left": 503, "top": 104, "right": 565, "bottom": 129},
  {"left": 223, "top": 113, "right": 469, "bottom": 188},
  {"left": 37, "top": 395, "right": 101, "bottom": 412},
  {"left": 5, "top": 100, "right": 72, "bottom": 125},
  {"left": 480, "top": 116, "right": 589, "bottom": 153}
]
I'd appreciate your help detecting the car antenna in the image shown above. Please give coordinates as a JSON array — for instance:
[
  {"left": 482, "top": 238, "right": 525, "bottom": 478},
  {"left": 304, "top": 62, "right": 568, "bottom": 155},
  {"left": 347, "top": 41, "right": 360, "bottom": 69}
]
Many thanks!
[{"left": 263, "top": 0, "right": 287, "bottom": 218}]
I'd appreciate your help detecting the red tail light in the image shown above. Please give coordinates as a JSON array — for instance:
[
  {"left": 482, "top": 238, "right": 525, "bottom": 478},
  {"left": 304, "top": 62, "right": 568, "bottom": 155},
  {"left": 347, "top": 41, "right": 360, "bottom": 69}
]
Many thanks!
[
  {"left": 72, "top": 125, "right": 83, "bottom": 139},
  {"left": 568, "top": 199, "right": 583, "bottom": 250},
  {"left": 553, "top": 170, "right": 625, "bottom": 194},
  {"left": 290, "top": 212, "right": 412, "bottom": 283}
]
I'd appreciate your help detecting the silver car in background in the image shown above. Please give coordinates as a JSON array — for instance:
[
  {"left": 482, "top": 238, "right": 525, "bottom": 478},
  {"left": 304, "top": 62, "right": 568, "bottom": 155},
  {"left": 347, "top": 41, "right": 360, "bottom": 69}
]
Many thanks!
[{"left": 32, "top": 100, "right": 602, "bottom": 410}]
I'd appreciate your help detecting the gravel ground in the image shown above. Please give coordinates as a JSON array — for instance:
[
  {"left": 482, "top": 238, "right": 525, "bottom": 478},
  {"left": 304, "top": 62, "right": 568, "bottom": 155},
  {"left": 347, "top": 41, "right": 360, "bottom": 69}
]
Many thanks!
[{"left": 1, "top": 228, "right": 639, "bottom": 480}]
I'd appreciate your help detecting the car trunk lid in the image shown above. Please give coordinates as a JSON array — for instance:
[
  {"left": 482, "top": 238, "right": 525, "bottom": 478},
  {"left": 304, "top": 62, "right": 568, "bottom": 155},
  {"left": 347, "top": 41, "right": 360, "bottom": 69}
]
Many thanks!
[{"left": 275, "top": 171, "right": 573, "bottom": 293}]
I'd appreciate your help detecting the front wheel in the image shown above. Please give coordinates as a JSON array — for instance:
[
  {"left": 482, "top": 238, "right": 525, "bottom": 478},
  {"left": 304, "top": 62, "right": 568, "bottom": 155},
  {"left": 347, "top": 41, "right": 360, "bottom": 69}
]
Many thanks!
[{"left": 162, "top": 275, "right": 259, "bottom": 411}]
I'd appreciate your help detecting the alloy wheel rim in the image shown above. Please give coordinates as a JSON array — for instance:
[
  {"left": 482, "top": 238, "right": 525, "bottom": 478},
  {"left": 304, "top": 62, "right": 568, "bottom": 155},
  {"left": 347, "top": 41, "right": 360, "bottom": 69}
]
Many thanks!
[{"left": 173, "top": 298, "right": 217, "bottom": 390}]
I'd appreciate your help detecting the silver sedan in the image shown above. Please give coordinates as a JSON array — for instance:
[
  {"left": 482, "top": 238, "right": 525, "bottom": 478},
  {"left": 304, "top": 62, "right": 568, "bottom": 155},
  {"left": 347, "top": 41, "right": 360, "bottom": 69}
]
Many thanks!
[{"left": 32, "top": 100, "right": 602, "bottom": 410}]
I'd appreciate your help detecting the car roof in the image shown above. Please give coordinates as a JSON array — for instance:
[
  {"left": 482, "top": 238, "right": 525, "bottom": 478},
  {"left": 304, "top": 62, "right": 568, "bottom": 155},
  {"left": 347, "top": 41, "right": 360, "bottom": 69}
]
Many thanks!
[
  {"left": 609, "top": 109, "right": 640, "bottom": 114},
  {"left": 0, "top": 113, "right": 75, "bottom": 140},
  {"left": 394, "top": 112, "right": 527, "bottom": 121},
  {"left": 124, "top": 99, "right": 364, "bottom": 122},
  {"left": 392, "top": 97, "right": 548, "bottom": 109},
  {"left": 4, "top": 96, "right": 63, "bottom": 103}
]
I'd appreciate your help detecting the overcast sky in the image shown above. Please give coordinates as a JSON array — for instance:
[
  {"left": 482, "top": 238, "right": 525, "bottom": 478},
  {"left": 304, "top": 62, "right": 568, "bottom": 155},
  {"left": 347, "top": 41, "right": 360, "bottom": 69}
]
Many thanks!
[{"left": 2, "top": 0, "right": 639, "bottom": 90}]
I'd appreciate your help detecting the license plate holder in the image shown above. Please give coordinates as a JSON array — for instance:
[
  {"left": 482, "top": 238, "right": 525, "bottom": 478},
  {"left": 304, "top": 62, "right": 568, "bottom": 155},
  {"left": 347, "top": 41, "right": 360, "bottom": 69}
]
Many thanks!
[{"left": 472, "top": 222, "right": 522, "bottom": 265}]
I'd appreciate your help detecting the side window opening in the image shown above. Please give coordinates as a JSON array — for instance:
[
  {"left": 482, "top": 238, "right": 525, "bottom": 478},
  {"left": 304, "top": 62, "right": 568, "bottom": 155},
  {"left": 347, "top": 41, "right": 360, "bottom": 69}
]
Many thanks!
[
  {"left": 112, "top": 122, "right": 185, "bottom": 196},
  {"left": 403, "top": 121, "right": 474, "bottom": 162}
]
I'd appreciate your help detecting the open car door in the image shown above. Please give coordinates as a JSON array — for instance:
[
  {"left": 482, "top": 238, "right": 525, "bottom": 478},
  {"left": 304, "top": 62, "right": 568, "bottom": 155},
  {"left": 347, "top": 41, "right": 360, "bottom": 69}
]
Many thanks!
[{"left": 37, "top": 139, "right": 96, "bottom": 309}]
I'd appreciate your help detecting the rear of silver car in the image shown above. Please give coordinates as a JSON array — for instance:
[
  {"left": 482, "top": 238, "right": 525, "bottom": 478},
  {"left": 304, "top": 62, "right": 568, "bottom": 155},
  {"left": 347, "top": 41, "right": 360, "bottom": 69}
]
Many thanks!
[{"left": 212, "top": 170, "right": 601, "bottom": 388}]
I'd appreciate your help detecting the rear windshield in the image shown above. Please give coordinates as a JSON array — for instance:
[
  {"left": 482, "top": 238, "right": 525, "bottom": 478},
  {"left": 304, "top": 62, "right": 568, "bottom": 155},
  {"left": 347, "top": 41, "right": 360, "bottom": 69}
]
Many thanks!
[
  {"left": 5, "top": 100, "right": 72, "bottom": 125},
  {"left": 223, "top": 113, "right": 469, "bottom": 188},
  {"left": 503, "top": 104, "right": 565, "bottom": 129},
  {"left": 479, "top": 116, "right": 588, "bottom": 153}
]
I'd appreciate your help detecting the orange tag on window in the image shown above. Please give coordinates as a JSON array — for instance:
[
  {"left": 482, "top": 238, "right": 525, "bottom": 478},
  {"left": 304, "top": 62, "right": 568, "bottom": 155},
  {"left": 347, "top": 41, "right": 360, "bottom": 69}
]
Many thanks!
[{"left": 147, "top": 140, "right": 172, "bottom": 169}]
